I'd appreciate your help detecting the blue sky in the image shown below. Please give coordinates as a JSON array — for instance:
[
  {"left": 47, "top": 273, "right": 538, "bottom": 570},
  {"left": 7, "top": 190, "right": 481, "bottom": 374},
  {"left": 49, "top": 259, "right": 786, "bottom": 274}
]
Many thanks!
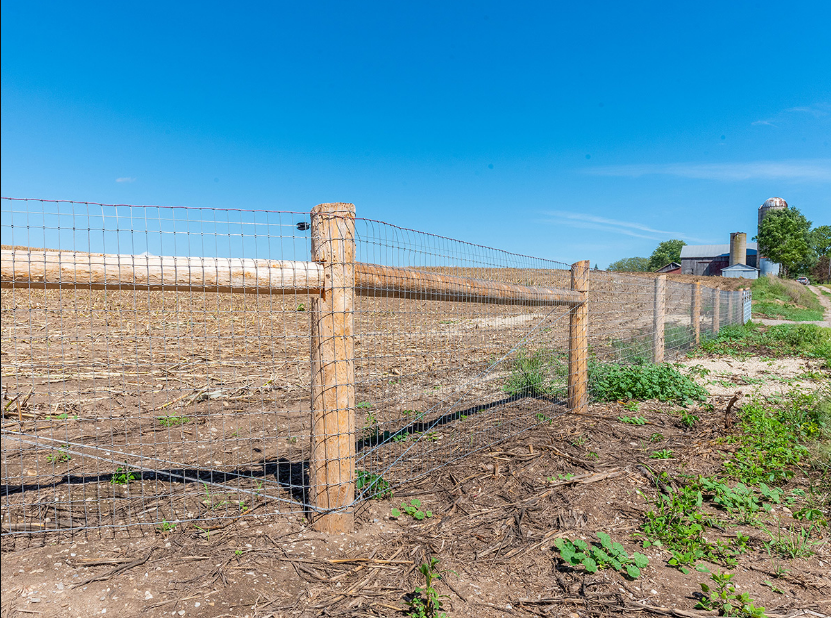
[{"left": 2, "top": 1, "right": 829, "bottom": 267}]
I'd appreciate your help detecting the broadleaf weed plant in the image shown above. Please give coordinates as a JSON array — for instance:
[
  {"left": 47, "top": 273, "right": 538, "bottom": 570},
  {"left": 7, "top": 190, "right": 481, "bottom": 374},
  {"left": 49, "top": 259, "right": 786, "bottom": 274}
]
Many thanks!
[
  {"left": 553, "top": 532, "right": 649, "bottom": 579},
  {"left": 391, "top": 499, "right": 432, "bottom": 521},
  {"left": 695, "top": 571, "right": 766, "bottom": 617},
  {"left": 405, "top": 557, "right": 453, "bottom": 618}
]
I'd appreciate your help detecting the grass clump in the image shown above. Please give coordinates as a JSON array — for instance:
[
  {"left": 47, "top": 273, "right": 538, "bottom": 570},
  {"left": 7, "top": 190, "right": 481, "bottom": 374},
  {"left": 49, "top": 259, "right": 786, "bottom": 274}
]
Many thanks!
[
  {"left": 761, "top": 521, "right": 824, "bottom": 559},
  {"left": 502, "top": 348, "right": 564, "bottom": 398},
  {"left": 752, "top": 276, "right": 823, "bottom": 315},
  {"left": 753, "top": 301, "right": 823, "bottom": 322},
  {"left": 723, "top": 389, "right": 827, "bottom": 485},
  {"left": 158, "top": 415, "right": 190, "bottom": 427},
  {"left": 700, "top": 322, "right": 831, "bottom": 366},
  {"left": 589, "top": 362, "right": 708, "bottom": 404}
]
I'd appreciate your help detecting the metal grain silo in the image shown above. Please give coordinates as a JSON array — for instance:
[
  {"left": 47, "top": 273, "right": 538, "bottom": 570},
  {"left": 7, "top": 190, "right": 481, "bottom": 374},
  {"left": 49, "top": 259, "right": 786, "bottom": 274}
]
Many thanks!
[
  {"left": 758, "top": 197, "right": 787, "bottom": 276},
  {"left": 729, "top": 232, "right": 747, "bottom": 266},
  {"left": 758, "top": 197, "right": 788, "bottom": 231}
]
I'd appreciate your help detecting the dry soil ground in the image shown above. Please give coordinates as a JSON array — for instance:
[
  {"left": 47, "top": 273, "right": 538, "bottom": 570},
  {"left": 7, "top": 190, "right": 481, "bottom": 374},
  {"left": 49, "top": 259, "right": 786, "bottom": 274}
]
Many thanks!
[{"left": 2, "top": 348, "right": 829, "bottom": 618}]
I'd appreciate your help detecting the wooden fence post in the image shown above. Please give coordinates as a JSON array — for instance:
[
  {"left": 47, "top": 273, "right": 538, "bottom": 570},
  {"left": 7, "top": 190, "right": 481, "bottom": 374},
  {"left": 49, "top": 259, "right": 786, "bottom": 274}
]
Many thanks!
[
  {"left": 652, "top": 275, "right": 666, "bottom": 363},
  {"left": 712, "top": 288, "right": 721, "bottom": 335},
  {"left": 309, "top": 202, "right": 356, "bottom": 534},
  {"left": 692, "top": 282, "right": 701, "bottom": 346},
  {"left": 568, "top": 260, "right": 589, "bottom": 414},
  {"left": 728, "top": 291, "right": 734, "bottom": 325}
]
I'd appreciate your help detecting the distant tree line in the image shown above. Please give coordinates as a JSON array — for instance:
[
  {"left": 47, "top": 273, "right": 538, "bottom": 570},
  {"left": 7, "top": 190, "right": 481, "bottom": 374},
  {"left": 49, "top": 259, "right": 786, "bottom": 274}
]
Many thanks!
[{"left": 607, "top": 239, "right": 686, "bottom": 273}]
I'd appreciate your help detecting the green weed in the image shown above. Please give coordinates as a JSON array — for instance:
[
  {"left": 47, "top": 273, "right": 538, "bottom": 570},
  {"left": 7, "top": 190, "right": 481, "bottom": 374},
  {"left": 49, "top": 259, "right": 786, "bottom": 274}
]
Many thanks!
[
  {"left": 639, "top": 484, "right": 739, "bottom": 571},
  {"left": 405, "top": 557, "right": 453, "bottom": 618},
  {"left": 699, "top": 478, "right": 768, "bottom": 524},
  {"left": 158, "top": 415, "right": 190, "bottom": 427},
  {"left": 618, "top": 416, "right": 647, "bottom": 425},
  {"left": 589, "top": 362, "right": 708, "bottom": 404},
  {"left": 391, "top": 499, "right": 432, "bottom": 521},
  {"left": 695, "top": 571, "right": 766, "bottom": 617},
  {"left": 502, "top": 348, "right": 564, "bottom": 398},
  {"left": 699, "top": 322, "right": 831, "bottom": 366},
  {"left": 547, "top": 473, "right": 575, "bottom": 482},
  {"left": 650, "top": 449, "right": 674, "bottom": 459},
  {"left": 760, "top": 521, "right": 823, "bottom": 559},
  {"left": 46, "top": 445, "right": 71, "bottom": 463},
  {"left": 356, "top": 470, "right": 392, "bottom": 499},
  {"left": 110, "top": 465, "right": 139, "bottom": 485},
  {"left": 553, "top": 532, "right": 649, "bottom": 578},
  {"left": 157, "top": 520, "right": 177, "bottom": 532},
  {"left": 723, "top": 390, "right": 823, "bottom": 484},
  {"left": 680, "top": 412, "right": 700, "bottom": 429}
]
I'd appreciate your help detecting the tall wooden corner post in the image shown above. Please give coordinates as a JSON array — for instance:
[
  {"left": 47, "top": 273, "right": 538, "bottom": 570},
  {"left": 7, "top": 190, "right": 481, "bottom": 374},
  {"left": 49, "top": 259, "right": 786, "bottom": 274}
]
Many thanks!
[
  {"left": 568, "top": 260, "right": 589, "bottom": 415},
  {"left": 652, "top": 275, "right": 666, "bottom": 364},
  {"left": 309, "top": 202, "right": 356, "bottom": 533},
  {"left": 692, "top": 282, "right": 701, "bottom": 346}
]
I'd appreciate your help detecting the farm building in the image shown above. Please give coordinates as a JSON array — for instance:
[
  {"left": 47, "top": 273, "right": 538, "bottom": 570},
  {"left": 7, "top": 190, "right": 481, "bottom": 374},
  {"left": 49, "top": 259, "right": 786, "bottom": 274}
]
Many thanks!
[
  {"left": 655, "top": 262, "right": 681, "bottom": 274},
  {"left": 721, "top": 263, "right": 759, "bottom": 279},
  {"left": 680, "top": 242, "right": 758, "bottom": 276}
]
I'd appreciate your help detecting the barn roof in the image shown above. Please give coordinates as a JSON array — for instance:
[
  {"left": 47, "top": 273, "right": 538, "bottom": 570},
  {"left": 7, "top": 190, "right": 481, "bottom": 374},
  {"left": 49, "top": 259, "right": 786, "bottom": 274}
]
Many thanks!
[
  {"left": 680, "top": 243, "right": 758, "bottom": 259},
  {"left": 721, "top": 264, "right": 759, "bottom": 272}
]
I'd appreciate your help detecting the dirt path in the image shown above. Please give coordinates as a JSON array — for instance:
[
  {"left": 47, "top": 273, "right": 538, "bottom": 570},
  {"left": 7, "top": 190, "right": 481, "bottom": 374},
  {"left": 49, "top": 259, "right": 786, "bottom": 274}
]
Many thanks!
[{"left": 754, "top": 284, "right": 831, "bottom": 327}]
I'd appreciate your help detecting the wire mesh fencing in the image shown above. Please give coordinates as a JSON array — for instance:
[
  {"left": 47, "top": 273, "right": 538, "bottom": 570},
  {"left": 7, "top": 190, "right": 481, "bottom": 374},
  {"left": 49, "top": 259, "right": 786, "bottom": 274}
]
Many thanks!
[{"left": 1, "top": 198, "right": 748, "bottom": 541}]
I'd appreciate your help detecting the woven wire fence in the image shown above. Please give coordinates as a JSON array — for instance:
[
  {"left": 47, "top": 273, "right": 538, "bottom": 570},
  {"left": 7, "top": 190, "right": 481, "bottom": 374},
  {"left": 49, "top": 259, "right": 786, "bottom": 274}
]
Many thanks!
[
  {"left": 1, "top": 198, "right": 746, "bottom": 541},
  {"left": 351, "top": 218, "right": 574, "bottom": 501}
]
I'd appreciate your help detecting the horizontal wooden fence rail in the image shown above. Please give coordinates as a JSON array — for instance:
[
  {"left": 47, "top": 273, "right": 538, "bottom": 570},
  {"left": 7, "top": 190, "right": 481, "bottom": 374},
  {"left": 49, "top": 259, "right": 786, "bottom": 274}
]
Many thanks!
[{"left": 0, "top": 249, "right": 583, "bottom": 307}]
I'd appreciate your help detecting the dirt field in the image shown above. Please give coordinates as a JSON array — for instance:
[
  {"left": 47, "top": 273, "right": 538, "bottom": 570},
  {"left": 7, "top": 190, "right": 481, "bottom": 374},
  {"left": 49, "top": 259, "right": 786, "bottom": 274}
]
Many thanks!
[
  {"left": 2, "top": 349, "right": 830, "bottom": 618},
  {"left": 1, "top": 266, "right": 736, "bottom": 535},
  {"left": 3, "top": 257, "right": 791, "bottom": 618}
]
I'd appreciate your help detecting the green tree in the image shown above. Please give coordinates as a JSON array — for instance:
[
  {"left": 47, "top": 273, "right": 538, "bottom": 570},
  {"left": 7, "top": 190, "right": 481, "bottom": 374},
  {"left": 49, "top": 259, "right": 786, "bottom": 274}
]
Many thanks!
[
  {"left": 648, "top": 239, "right": 686, "bottom": 271},
  {"left": 755, "top": 207, "right": 815, "bottom": 276},
  {"left": 607, "top": 257, "right": 650, "bottom": 272},
  {"left": 811, "top": 225, "right": 831, "bottom": 256}
]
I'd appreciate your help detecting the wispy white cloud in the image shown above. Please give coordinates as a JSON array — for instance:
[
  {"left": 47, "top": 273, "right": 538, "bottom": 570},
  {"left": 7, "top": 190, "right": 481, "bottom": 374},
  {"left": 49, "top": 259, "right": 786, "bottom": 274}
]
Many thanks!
[
  {"left": 785, "top": 103, "right": 830, "bottom": 118},
  {"left": 115, "top": 177, "right": 136, "bottom": 183},
  {"left": 540, "top": 211, "right": 709, "bottom": 243},
  {"left": 583, "top": 159, "right": 831, "bottom": 182},
  {"left": 752, "top": 102, "right": 829, "bottom": 127}
]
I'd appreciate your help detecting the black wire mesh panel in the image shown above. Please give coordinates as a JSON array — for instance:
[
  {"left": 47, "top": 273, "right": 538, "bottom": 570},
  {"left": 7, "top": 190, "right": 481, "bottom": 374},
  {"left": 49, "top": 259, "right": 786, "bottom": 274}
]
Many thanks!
[
  {"left": 1, "top": 198, "right": 316, "bottom": 537},
  {"left": 350, "top": 218, "right": 575, "bottom": 500}
]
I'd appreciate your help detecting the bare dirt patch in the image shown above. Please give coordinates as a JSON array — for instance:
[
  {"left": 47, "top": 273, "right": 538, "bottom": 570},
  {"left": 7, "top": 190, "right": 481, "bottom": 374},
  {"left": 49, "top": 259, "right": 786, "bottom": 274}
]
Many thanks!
[
  {"left": 678, "top": 356, "right": 828, "bottom": 398},
  {"left": 3, "top": 357, "right": 830, "bottom": 618}
]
